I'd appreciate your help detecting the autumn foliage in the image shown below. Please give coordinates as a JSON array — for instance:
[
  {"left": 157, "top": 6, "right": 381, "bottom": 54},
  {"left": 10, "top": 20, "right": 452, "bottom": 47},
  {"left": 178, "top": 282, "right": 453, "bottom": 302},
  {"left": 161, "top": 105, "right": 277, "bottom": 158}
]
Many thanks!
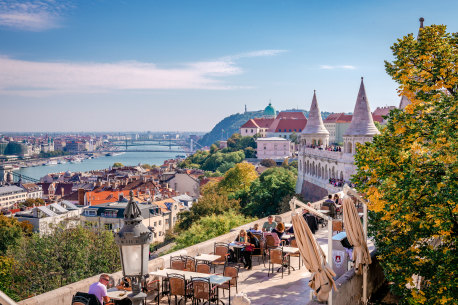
[{"left": 353, "top": 24, "right": 457, "bottom": 304}]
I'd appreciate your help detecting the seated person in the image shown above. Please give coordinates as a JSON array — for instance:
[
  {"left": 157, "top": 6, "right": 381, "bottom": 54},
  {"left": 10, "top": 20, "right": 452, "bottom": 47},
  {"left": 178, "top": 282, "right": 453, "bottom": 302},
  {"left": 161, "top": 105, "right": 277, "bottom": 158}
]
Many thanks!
[
  {"left": 322, "top": 195, "right": 337, "bottom": 218},
  {"left": 262, "top": 215, "right": 277, "bottom": 232},
  {"left": 271, "top": 222, "right": 285, "bottom": 239},
  {"left": 249, "top": 223, "right": 262, "bottom": 234},
  {"left": 234, "top": 229, "right": 258, "bottom": 269},
  {"left": 88, "top": 274, "right": 110, "bottom": 305}
]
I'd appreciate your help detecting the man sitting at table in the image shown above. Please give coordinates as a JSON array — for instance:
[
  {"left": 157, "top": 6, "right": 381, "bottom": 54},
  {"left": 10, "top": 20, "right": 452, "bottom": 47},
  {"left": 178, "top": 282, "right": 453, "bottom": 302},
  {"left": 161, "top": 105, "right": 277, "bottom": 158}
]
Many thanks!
[
  {"left": 322, "top": 195, "right": 337, "bottom": 219},
  {"left": 262, "top": 215, "right": 277, "bottom": 232},
  {"left": 88, "top": 274, "right": 110, "bottom": 305}
]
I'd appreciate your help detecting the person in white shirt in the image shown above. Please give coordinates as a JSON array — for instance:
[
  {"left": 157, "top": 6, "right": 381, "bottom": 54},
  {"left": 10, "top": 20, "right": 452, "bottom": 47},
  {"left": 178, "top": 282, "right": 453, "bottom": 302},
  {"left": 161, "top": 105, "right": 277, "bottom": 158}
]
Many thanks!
[{"left": 88, "top": 274, "right": 110, "bottom": 304}]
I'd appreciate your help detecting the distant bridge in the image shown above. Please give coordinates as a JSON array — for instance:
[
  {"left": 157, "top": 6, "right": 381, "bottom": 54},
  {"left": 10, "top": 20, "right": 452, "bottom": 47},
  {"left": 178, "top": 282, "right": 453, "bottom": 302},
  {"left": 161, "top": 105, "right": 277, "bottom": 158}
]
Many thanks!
[{"left": 98, "top": 149, "right": 188, "bottom": 153}]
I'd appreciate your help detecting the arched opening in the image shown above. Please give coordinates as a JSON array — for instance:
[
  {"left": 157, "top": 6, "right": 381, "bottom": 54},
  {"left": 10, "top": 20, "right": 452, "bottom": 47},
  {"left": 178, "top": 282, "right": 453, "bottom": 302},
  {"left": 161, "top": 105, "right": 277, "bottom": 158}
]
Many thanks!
[
  {"left": 340, "top": 171, "right": 344, "bottom": 181},
  {"left": 346, "top": 141, "right": 352, "bottom": 154},
  {"left": 299, "top": 160, "right": 302, "bottom": 171},
  {"left": 332, "top": 167, "right": 335, "bottom": 179},
  {"left": 318, "top": 139, "right": 322, "bottom": 146}
]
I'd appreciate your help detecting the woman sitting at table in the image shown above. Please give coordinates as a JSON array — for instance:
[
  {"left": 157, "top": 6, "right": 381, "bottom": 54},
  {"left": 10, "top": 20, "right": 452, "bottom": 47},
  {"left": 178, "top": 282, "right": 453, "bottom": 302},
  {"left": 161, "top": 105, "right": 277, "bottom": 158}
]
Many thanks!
[
  {"left": 249, "top": 223, "right": 262, "bottom": 234},
  {"left": 271, "top": 222, "right": 285, "bottom": 239},
  {"left": 234, "top": 229, "right": 259, "bottom": 269}
]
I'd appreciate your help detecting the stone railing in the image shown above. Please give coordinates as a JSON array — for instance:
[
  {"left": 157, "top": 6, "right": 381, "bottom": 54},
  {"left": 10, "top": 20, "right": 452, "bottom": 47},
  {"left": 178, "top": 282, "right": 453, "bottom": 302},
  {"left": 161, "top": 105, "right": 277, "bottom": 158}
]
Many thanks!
[
  {"left": 307, "top": 250, "right": 384, "bottom": 305},
  {"left": 18, "top": 210, "right": 299, "bottom": 305}
]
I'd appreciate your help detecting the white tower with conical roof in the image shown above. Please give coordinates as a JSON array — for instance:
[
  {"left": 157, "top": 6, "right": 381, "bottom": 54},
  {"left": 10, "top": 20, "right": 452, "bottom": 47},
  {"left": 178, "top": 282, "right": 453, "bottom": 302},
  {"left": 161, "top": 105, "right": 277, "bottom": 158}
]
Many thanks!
[
  {"left": 300, "top": 90, "right": 330, "bottom": 147},
  {"left": 343, "top": 77, "right": 380, "bottom": 154}
]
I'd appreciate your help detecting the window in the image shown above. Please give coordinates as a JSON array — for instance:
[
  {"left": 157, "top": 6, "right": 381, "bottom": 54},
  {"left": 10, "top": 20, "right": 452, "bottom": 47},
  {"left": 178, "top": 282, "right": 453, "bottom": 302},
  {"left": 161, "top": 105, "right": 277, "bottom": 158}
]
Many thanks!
[
  {"left": 159, "top": 220, "right": 162, "bottom": 225},
  {"left": 85, "top": 209, "right": 97, "bottom": 216},
  {"left": 165, "top": 219, "right": 169, "bottom": 225},
  {"left": 154, "top": 222, "right": 157, "bottom": 226},
  {"left": 289, "top": 129, "right": 292, "bottom": 132},
  {"left": 294, "top": 129, "right": 296, "bottom": 132},
  {"left": 104, "top": 223, "right": 113, "bottom": 230}
]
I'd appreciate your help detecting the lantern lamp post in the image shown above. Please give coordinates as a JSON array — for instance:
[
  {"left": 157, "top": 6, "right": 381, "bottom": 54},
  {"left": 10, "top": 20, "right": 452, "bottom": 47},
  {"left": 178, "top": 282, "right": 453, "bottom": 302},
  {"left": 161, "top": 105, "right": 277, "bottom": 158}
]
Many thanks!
[{"left": 115, "top": 191, "right": 153, "bottom": 305}]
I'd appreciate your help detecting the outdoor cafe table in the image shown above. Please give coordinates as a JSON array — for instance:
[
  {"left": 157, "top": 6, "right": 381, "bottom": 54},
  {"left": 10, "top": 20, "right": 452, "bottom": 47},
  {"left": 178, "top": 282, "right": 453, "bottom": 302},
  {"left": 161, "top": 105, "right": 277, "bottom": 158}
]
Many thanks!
[
  {"left": 281, "top": 246, "right": 299, "bottom": 254},
  {"left": 281, "top": 234, "right": 293, "bottom": 240},
  {"left": 229, "top": 242, "right": 245, "bottom": 264},
  {"left": 150, "top": 269, "right": 232, "bottom": 304},
  {"left": 106, "top": 288, "right": 129, "bottom": 301},
  {"left": 194, "top": 254, "right": 221, "bottom": 263}
]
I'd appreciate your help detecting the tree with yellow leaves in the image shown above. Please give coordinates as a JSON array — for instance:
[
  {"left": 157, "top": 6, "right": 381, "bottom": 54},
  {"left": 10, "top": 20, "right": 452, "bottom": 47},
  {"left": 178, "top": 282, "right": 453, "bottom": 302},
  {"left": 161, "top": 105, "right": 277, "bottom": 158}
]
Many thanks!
[{"left": 353, "top": 23, "right": 457, "bottom": 304}]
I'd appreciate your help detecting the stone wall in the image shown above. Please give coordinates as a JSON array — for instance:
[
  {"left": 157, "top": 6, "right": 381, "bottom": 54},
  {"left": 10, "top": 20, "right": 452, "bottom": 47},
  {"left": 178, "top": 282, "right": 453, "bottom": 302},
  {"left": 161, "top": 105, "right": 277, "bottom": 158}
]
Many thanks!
[
  {"left": 18, "top": 210, "right": 298, "bottom": 305},
  {"left": 301, "top": 179, "right": 328, "bottom": 202},
  {"left": 307, "top": 250, "right": 385, "bottom": 305}
]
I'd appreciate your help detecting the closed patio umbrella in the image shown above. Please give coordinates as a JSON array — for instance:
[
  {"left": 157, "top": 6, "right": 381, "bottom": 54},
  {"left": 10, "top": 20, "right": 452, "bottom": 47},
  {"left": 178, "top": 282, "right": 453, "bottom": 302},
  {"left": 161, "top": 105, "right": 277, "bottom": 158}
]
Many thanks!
[
  {"left": 342, "top": 197, "right": 371, "bottom": 275},
  {"left": 291, "top": 213, "right": 336, "bottom": 302}
]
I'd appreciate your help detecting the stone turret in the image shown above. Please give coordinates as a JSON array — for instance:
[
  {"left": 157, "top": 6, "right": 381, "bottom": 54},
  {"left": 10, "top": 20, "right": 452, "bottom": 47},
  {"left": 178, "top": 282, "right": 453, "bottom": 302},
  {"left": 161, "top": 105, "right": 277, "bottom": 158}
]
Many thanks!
[
  {"left": 398, "top": 95, "right": 411, "bottom": 110},
  {"left": 301, "top": 91, "right": 329, "bottom": 147},
  {"left": 343, "top": 78, "right": 380, "bottom": 154}
]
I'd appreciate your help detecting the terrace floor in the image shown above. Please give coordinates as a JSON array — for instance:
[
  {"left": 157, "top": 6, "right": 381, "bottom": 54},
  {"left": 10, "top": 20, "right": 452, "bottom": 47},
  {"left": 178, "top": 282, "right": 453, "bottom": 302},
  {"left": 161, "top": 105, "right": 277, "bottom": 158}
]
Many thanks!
[{"left": 146, "top": 222, "right": 375, "bottom": 305}]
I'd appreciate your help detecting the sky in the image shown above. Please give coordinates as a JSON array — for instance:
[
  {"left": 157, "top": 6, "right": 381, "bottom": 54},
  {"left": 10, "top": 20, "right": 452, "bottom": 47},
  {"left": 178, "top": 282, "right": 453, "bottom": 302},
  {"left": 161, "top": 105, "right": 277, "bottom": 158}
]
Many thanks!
[{"left": 1, "top": 0, "right": 457, "bottom": 132}]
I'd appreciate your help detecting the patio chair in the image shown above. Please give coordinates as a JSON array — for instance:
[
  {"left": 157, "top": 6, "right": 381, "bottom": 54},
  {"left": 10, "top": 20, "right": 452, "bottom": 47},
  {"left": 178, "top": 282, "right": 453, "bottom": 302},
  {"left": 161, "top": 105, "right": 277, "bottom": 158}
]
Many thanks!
[
  {"left": 332, "top": 220, "right": 344, "bottom": 234},
  {"left": 71, "top": 292, "right": 102, "bottom": 305},
  {"left": 268, "top": 248, "right": 290, "bottom": 279},
  {"left": 212, "top": 242, "right": 229, "bottom": 272},
  {"left": 196, "top": 261, "right": 212, "bottom": 274},
  {"left": 218, "top": 265, "right": 239, "bottom": 304},
  {"left": 167, "top": 273, "right": 192, "bottom": 305},
  {"left": 144, "top": 274, "right": 162, "bottom": 305},
  {"left": 250, "top": 234, "right": 265, "bottom": 267},
  {"left": 289, "top": 239, "right": 301, "bottom": 270},
  {"left": 191, "top": 277, "right": 218, "bottom": 305},
  {"left": 170, "top": 256, "right": 186, "bottom": 270},
  {"left": 183, "top": 255, "right": 197, "bottom": 272}
]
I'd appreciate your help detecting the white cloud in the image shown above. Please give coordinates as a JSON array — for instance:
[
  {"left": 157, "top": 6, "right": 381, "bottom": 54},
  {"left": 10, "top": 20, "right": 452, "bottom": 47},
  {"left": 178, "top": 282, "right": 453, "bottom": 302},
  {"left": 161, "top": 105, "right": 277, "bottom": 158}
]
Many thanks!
[
  {"left": 0, "top": 49, "right": 285, "bottom": 96},
  {"left": 221, "top": 49, "right": 287, "bottom": 61},
  {"left": 0, "top": 0, "right": 71, "bottom": 31},
  {"left": 320, "top": 65, "right": 356, "bottom": 70}
]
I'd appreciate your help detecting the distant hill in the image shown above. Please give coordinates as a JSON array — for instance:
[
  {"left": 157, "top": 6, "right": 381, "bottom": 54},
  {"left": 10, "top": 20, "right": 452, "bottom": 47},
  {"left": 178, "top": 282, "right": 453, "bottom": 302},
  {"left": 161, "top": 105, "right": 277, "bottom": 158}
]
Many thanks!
[{"left": 198, "top": 109, "right": 337, "bottom": 147}]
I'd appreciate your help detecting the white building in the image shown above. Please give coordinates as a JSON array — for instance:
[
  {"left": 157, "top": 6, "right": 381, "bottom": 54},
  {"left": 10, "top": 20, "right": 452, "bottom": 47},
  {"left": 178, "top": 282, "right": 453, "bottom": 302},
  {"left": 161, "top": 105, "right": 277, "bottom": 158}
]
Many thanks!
[
  {"left": 0, "top": 185, "right": 28, "bottom": 209},
  {"left": 296, "top": 78, "right": 380, "bottom": 201},
  {"left": 256, "top": 137, "right": 294, "bottom": 160},
  {"left": 14, "top": 201, "right": 81, "bottom": 235}
]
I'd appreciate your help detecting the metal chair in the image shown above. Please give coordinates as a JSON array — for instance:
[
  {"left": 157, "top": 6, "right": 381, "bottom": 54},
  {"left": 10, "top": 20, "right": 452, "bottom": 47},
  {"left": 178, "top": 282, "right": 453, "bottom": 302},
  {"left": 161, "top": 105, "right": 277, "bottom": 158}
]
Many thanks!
[
  {"left": 183, "top": 256, "right": 197, "bottom": 272},
  {"left": 196, "top": 261, "right": 212, "bottom": 274},
  {"left": 167, "top": 273, "right": 192, "bottom": 305},
  {"left": 191, "top": 277, "right": 218, "bottom": 305},
  {"left": 71, "top": 292, "right": 102, "bottom": 305},
  {"left": 212, "top": 242, "right": 229, "bottom": 272},
  {"left": 250, "top": 234, "right": 265, "bottom": 267},
  {"left": 170, "top": 256, "right": 186, "bottom": 270},
  {"left": 218, "top": 265, "right": 239, "bottom": 305},
  {"left": 289, "top": 239, "right": 301, "bottom": 270},
  {"left": 268, "top": 247, "right": 290, "bottom": 278}
]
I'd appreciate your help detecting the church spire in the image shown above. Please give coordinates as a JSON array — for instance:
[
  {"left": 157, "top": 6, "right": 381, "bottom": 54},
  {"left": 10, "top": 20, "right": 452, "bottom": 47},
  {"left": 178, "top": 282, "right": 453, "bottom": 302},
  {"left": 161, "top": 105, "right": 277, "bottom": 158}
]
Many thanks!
[
  {"left": 302, "top": 90, "right": 329, "bottom": 135},
  {"left": 417, "top": 17, "right": 424, "bottom": 39},
  {"left": 398, "top": 95, "right": 411, "bottom": 110},
  {"left": 345, "top": 78, "right": 380, "bottom": 136}
]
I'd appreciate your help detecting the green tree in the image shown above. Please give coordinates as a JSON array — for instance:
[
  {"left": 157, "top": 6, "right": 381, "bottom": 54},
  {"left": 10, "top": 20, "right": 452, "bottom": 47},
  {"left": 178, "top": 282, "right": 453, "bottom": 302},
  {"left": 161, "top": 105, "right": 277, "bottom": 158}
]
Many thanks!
[
  {"left": 176, "top": 182, "right": 240, "bottom": 231},
  {"left": 173, "top": 210, "right": 255, "bottom": 250},
  {"left": 260, "top": 159, "right": 277, "bottom": 167},
  {"left": 218, "top": 162, "right": 258, "bottom": 194},
  {"left": 353, "top": 24, "right": 457, "bottom": 304},
  {"left": 5, "top": 226, "right": 120, "bottom": 301},
  {"left": 243, "top": 167, "right": 297, "bottom": 217},
  {"left": 22, "top": 198, "right": 45, "bottom": 208},
  {"left": 112, "top": 162, "right": 124, "bottom": 167},
  {"left": 0, "top": 215, "right": 32, "bottom": 255}
]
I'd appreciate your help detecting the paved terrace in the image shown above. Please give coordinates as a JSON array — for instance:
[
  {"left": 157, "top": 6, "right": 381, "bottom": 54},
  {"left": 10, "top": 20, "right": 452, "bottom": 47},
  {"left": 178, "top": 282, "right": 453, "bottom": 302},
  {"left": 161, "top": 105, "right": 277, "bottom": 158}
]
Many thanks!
[
  {"left": 18, "top": 200, "right": 381, "bottom": 305},
  {"left": 145, "top": 222, "right": 375, "bottom": 305}
]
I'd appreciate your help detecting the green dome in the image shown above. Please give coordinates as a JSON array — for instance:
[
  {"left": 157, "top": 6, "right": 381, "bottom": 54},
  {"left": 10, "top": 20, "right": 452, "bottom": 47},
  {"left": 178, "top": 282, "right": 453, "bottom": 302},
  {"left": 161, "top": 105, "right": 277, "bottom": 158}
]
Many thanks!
[{"left": 263, "top": 102, "right": 276, "bottom": 117}]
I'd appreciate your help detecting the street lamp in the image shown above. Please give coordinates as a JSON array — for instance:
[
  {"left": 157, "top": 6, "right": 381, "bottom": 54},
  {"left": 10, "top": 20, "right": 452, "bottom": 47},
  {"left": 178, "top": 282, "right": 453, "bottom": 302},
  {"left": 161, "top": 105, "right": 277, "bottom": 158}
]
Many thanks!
[{"left": 115, "top": 191, "right": 153, "bottom": 305}]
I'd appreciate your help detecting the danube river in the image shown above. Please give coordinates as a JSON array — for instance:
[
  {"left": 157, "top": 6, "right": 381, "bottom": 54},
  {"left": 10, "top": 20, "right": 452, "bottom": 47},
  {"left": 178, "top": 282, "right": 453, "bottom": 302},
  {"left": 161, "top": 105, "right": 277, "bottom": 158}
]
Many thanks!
[{"left": 16, "top": 144, "right": 183, "bottom": 180}]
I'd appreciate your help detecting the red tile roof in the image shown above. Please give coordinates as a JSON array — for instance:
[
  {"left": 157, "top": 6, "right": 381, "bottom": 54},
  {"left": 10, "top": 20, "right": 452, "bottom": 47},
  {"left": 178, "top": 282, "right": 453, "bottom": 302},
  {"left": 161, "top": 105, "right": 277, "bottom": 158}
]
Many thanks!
[
  {"left": 323, "top": 113, "right": 353, "bottom": 123},
  {"left": 253, "top": 118, "right": 275, "bottom": 128},
  {"left": 241, "top": 119, "right": 259, "bottom": 128},
  {"left": 268, "top": 118, "right": 307, "bottom": 132},
  {"left": 86, "top": 190, "right": 133, "bottom": 206},
  {"left": 275, "top": 111, "right": 306, "bottom": 120},
  {"left": 373, "top": 106, "right": 396, "bottom": 117},
  {"left": 372, "top": 114, "right": 384, "bottom": 123}
]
